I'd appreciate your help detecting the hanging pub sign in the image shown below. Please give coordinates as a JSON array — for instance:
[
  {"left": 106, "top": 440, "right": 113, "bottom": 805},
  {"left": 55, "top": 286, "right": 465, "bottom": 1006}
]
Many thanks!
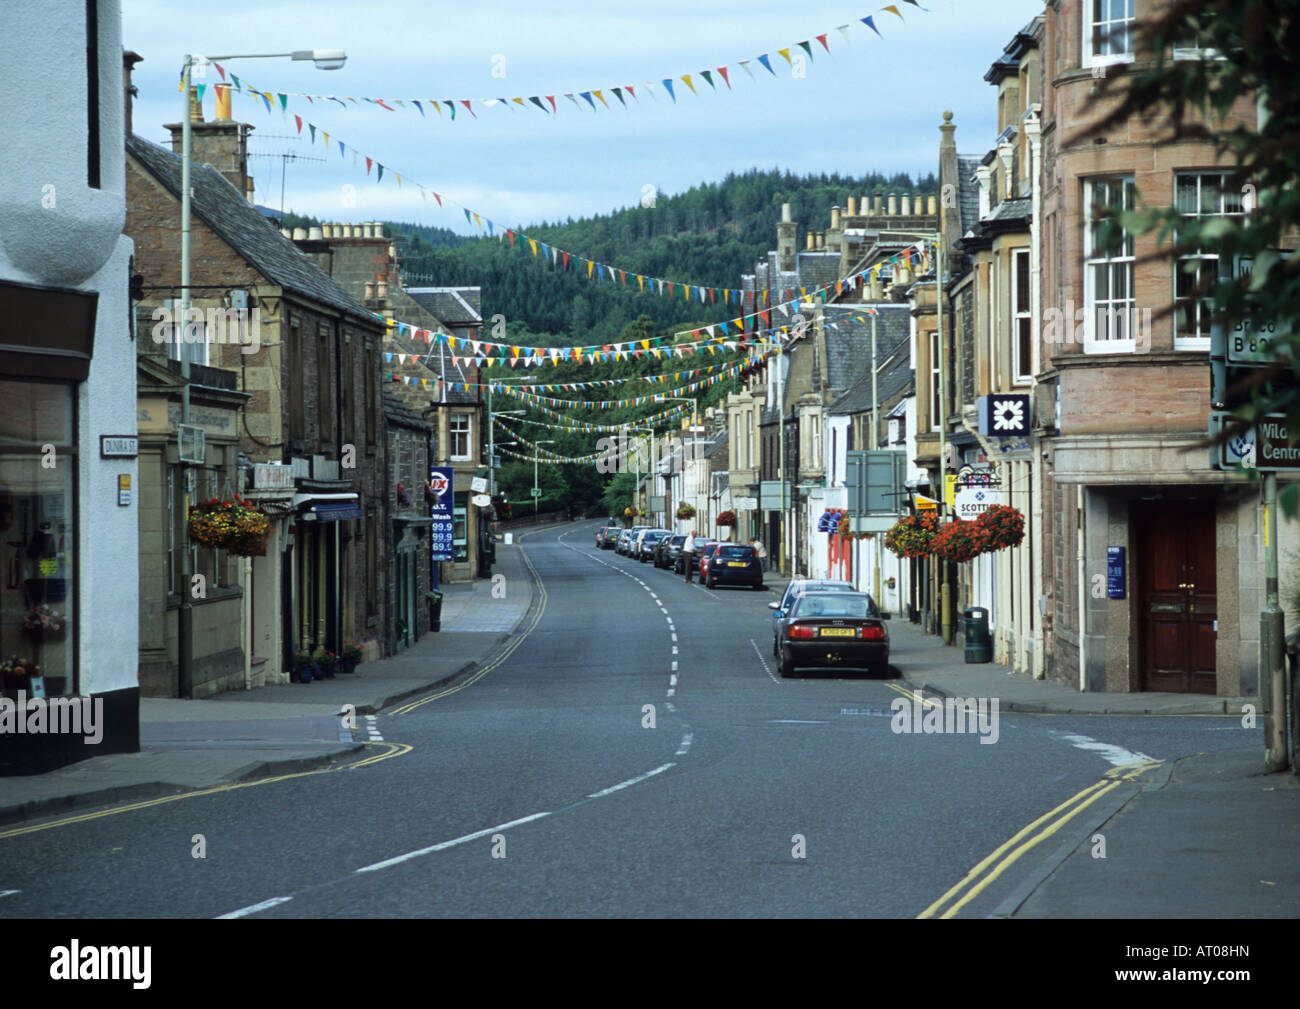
[{"left": 429, "top": 466, "right": 454, "bottom": 562}]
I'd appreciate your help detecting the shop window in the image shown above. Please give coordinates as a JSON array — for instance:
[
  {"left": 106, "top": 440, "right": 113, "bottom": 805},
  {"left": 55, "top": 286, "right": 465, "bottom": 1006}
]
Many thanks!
[{"left": 0, "top": 381, "right": 76, "bottom": 698}]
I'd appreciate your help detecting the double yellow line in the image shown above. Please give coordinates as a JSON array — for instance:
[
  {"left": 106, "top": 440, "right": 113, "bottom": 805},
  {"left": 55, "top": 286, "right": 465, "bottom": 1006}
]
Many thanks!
[
  {"left": 386, "top": 526, "right": 549, "bottom": 716},
  {"left": 882, "top": 685, "right": 1165, "bottom": 919}
]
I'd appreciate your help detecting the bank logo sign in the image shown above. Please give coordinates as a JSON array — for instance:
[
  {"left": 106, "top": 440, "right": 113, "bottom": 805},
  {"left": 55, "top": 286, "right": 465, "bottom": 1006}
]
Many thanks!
[{"left": 978, "top": 394, "right": 1030, "bottom": 438}]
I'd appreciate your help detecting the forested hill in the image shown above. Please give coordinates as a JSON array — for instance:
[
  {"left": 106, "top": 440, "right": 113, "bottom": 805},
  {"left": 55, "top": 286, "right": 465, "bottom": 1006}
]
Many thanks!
[{"left": 385, "top": 168, "right": 936, "bottom": 344}]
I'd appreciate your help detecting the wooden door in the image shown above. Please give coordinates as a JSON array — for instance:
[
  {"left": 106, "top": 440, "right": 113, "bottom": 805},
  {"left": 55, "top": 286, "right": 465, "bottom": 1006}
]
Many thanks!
[{"left": 1136, "top": 501, "right": 1217, "bottom": 693}]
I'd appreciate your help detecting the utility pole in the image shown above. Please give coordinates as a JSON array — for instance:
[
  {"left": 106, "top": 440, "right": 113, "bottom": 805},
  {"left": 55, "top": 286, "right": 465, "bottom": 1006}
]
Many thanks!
[
  {"left": 935, "top": 234, "right": 952, "bottom": 645},
  {"left": 778, "top": 349, "right": 787, "bottom": 576},
  {"left": 871, "top": 307, "right": 881, "bottom": 607}
]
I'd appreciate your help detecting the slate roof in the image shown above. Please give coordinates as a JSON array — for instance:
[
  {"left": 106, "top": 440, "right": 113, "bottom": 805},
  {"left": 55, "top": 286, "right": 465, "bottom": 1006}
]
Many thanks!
[
  {"left": 405, "top": 287, "right": 482, "bottom": 324},
  {"left": 821, "top": 304, "right": 911, "bottom": 395},
  {"left": 383, "top": 390, "right": 431, "bottom": 430},
  {"left": 127, "top": 135, "right": 375, "bottom": 325},
  {"left": 957, "top": 156, "right": 982, "bottom": 236},
  {"left": 704, "top": 428, "right": 728, "bottom": 460},
  {"left": 827, "top": 335, "right": 914, "bottom": 417},
  {"left": 795, "top": 251, "right": 841, "bottom": 291},
  {"left": 987, "top": 197, "right": 1032, "bottom": 224}
]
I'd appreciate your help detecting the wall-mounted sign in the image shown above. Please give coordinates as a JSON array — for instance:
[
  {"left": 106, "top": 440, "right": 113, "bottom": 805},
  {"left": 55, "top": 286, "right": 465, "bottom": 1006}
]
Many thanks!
[
  {"left": 978, "top": 394, "right": 1031, "bottom": 438},
  {"left": 734, "top": 496, "right": 758, "bottom": 510},
  {"left": 1107, "top": 546, "right": 1126, "bottom": 599},
  {"left": 470, "top": 476, "right": 488, "bottom": 494},
  {"left": 100, "top": 435, "right": 138, "bottom": 458},
  {"left": 954, "top": 487, "right": 1007, "bottom": 521},
  {"left": 471, "top": 493, "right": 492, "bottom": 507},
  {"left": 178, "top": 423, "right": 206, "bottom": 464},
  {"left": 253, "top": 463, "right": 295, "bottom": 490},
  {"left": 429, "top": 466, "right": 454, "bottom": 562},
  {"left": 117, "top": 474, "right": 132, "bottom": 506}
]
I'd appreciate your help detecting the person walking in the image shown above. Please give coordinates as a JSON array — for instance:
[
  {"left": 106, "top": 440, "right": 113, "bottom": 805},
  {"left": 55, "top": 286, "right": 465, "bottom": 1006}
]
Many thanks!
[
  {"left": 682, "top": 529, "right": 697, "bottom": 582},
  {"left": 750, "top": 536, "right": 768, "bottom": 572}
]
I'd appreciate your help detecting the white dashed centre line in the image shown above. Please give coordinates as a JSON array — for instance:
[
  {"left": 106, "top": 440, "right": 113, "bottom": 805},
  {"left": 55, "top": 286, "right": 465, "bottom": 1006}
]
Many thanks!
[{"left": 217, "top": 896, "right": 294, "bottom": 919}]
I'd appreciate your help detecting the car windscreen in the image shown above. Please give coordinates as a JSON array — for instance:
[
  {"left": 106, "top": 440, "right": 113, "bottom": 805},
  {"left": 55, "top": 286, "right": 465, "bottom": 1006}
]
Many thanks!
[
  {"left": 792, "top": 595, "right": 877, "bottom": 620},
  {"left": 718, "top": 546, "right": 753, "bottom": 558}
]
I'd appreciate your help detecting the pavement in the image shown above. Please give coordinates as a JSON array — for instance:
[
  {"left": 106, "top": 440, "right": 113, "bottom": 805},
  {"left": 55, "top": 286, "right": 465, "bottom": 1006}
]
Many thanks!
[{"left": 0, "top": 525, "right": 550, "bottom": 828}]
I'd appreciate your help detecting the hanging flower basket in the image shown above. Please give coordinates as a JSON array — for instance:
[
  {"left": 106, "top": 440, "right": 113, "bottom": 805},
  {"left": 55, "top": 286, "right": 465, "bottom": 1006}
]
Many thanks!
[
  {"left": 188, "top": 497, "right": 270, "bottom": 557},
  {"left": 977, "top": 504, "right": 1025, "bottom": 550},
  {"left": 624, "top": 506, "right": 639, "bottom": 519},
  {"left": 675, "top": 502, "right": 697, "bottom": 520},
  {"left": 715, "top": 510, "right": 737, "bottom": 527},
  {"left": 931, "top": 518, "right": 988, "bottom": 564},
  {"left": 835, "top": 511, "right": 851, "bottom": 538},
  {"left": 883, "top": 512, "right": 939, "bottom": 558}
]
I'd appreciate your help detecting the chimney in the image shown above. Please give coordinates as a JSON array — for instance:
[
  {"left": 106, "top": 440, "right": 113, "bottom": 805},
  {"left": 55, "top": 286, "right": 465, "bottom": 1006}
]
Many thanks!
[
  {"left": 887, "top": 194, "right": 898, "bottom": 215},
  {"left": 846, "top": 196, "right": 857, "bottom": 216},
  {"left": 214, "top": 84, "right": 232, "bottom": 120},
  {"left": 122, "top": 50, "right": 142, "bottom": 137},
  {"left": 815, "top": 231, "right": 825, "bottom": 250},
  {"left": 308, "top": 226, "right": 323, "bottom": 240},
  {"left": 777, "top": 203, "right": 796, "bottom": 271},
  {"left": 806, "top": 230, "right": 815, "bottom": 251},
  {"left": 166, "top": 89, "right": 255, "bottom": 202},
  {"left": 322, "top": 223, "right": 333, "bottom": 238},
  {"left": 873, "top": 195, "right": 883, "bottom": 214},
  {"left": 830, "top": 206, "right": 842, "bottom": 229},
  {"left": 939, "top": 111, "right": 962, "bottom": 256},
  {"left": 928, "top": 194, "right": 938, "bottom": 215},
  {"left": 901, "top": 194, "right": 911, "bottom": 216},
  {"left": 293, "top": 227, "right": 307, "bottom": 240}
]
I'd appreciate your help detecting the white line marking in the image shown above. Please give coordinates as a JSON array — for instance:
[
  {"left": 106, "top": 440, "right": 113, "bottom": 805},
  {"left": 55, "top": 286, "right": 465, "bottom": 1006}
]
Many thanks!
[
  {"left": 666, "top": 617, "right": 672, "bottom": 625},
  {"left": 750, "top": 638, "right": 781, "bottom": 685},
  {"left": 671, "top": 660, "right": 678, "bottom": 672},
  {"left": 1051, "top": 732, "right": 1155, "bottom": 767},
  {"left": 669, "top": 674, "right": 678, "bottom": 686},
  {"left": 675, "top": 732, "right": 694, "bottom": 756},
  {"left": 667, "top": 687, "right": 675, "bottom": 696},
  {"left": 665, "top": 701, "right": 676, "bottom": 712},
  {"left": 354, "top": 812, "right": 552, "bottom": 874},
  {"left": 672, "top": 646, "right": 678, "bottom": 655},
  {"left": 216, "top": 896, "right": 294, "bottom": 919},
  {"left": 587, "top": 762, "right": 675, "bottom": 799},
  {"left": 671, "top": 633, "right": 677, "bottom": 642},
  {"left": 768, "top": 719, "right": 829, "bottom": 725},
  {"left": 0, "top": 890, "right": 18, "bottom": 899}
]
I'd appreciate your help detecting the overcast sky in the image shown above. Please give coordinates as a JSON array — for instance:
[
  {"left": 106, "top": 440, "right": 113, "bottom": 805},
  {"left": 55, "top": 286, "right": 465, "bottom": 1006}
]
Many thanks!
[{"left": 123, "top": 0, "right": 1045, "bottom": 233}]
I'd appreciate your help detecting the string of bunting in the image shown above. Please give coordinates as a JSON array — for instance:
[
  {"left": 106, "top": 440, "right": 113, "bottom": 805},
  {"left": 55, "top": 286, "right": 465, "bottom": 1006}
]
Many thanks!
[
  {"left": 218, "top": 80, "right": 933, "bottom": 311},
  {"left": 497, "top": 443, "right": 605, "bottom": 465},
  {"left": 488, "top": 358, "right": 748, "bottom": 409},
  {"left": 195, "top": 5, "right": 926, "bottom": 125}
]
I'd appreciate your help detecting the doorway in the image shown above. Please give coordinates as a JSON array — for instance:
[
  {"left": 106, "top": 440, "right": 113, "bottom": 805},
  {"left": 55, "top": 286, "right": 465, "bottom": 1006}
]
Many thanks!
[{"left": 1135, "top": 500, "right": 1217, "bottom": 693}]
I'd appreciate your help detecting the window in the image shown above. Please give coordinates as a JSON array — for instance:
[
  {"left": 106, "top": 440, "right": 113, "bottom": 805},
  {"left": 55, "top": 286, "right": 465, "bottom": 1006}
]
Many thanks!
[
  {"left": 450, "top": 414, "right": 471, "bottom": 461},
  {"left": 1174, "top": 11, "right": 1220, "bottom": 59},
  {"left": 289, "top": 319, "right": 305, "bottom": 442},
  {"left": 1013, "top": 248, "right": 1033, "bottom": 381},
  {"left": 86, "top": 0, "right": 100, "bottom": 188},
  {"left": 1174, "top": 173, "right": 1244, "bottom": 348},
  {"left": 316, "top": 326, "right": 331, "bottom": 446},
  {"left": 1087, "top": 0, "right": 1134, "bottom": 65},
  {"left": 160, "top": 299, "right": 207, "bottom": 367},
  {"left": 364, "top": 345, "right": 376, "bottom": 448},
  {"left": 929, "top": 328, "right": 942, "bottom": 427},
  {"left": 1084, "top": 177, "right": 1136, "bottom": 352}
]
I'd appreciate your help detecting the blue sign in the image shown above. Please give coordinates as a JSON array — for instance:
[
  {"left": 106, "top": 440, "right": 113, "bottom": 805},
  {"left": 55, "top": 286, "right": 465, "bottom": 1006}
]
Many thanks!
[
  {"left": 430, "top": 466, "right": 455, "bottom": 562},
  {"left": 1107, "top": 546, "right": 1125, "bottom": 599}
]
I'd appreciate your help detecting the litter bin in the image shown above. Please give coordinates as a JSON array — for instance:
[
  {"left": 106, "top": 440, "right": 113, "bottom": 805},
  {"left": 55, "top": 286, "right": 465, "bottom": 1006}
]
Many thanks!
[
  {"left": 963, "top": 606, "right": 992, "bottom": 663},
  {"left": 427, "top": 590, "right": 444, "bottom": 633}
]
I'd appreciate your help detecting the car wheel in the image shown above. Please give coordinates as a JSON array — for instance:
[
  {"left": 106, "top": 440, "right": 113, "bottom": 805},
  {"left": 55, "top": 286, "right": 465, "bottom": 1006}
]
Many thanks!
[
  {"left": 778, "top": 654, "right": 795, "bottom": 678},
  {"left": 706, "top": 576, "right": 715, "bottom": 589}
]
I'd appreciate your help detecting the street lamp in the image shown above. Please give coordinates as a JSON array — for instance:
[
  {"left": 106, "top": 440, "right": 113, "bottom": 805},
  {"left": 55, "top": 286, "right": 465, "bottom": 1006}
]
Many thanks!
[
  {"left": 490, "top": 409, "right": 525, "bottom": 497},
  {"left": 177, "top": 47, "right": 345, "bottom": 698},
  {"left": 533, "top": 440, "right": 555, "bottom": 514},
  {"left": 654, "top": 396, "right": 698, "bottom": 530}
]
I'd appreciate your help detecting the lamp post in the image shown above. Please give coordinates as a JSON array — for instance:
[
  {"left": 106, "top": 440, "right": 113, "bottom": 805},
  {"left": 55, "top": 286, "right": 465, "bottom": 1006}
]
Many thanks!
[
  {"left": 533, "top": 440, "right": 555, "bottom": 514},
  {"left": 177, "top": 47, "right": 345, "bottom": 698},
  {"left": 654, "top": 397, "right": 697, "bottom": 527},
  {"left": 489, "top": 409, "right": 525, "bottom": 497}
]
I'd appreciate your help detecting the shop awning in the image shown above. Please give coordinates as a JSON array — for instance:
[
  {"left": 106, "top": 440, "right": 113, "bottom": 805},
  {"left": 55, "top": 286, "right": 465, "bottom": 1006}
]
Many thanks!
[{"left": 292, "top": 492, "right": 360, "bottom": 522}]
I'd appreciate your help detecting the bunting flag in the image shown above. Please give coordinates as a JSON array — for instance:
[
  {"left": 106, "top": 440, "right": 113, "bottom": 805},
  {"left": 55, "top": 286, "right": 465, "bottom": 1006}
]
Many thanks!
[{"left": 204, "top": 4, "right": 926, "bottom": 126}]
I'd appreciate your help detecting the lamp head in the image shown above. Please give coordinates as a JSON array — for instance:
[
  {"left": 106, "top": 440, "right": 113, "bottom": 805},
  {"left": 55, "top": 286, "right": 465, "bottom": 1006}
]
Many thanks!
[{"left": 292, "top": 49, "right": 347, "bottom": 70}]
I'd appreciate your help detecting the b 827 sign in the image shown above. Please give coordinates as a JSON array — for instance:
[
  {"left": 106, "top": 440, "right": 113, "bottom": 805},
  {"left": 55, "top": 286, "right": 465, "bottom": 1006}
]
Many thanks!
[{"left": 1228, "top": 318, "right": 1292, "bottom": 365}]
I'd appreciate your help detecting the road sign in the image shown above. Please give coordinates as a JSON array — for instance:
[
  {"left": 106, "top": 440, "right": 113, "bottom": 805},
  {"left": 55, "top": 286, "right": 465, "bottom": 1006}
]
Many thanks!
[
  {"left": 530, "top": 488, "right": 542, "bottom": 497},
  {"left": 1254, "top": 416, "right": 1300, "bottom": 470},
  {"left": 1227, "top": 319, "right": 1293, "bottom": 365}
]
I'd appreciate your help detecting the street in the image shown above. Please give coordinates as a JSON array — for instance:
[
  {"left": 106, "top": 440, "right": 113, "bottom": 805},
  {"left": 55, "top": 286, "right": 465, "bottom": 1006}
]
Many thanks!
[{"left": 0, "top": 522, "right": 1261, "bottom": 919}]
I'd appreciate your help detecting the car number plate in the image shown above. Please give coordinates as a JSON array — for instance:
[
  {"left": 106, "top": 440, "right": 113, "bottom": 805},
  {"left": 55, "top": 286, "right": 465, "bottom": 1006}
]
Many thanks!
[
  {"left": 819, "top": 627, "right": 856, "bottom": 637},
  {"left": 727, "top": 561, "right": 748, "bottom": 567}
]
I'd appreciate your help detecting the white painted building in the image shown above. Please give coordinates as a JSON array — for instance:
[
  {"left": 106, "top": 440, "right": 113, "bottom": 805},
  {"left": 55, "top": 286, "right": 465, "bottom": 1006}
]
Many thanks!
[{"left": 0, "top": 0, "right": 139, "bottom": 771}]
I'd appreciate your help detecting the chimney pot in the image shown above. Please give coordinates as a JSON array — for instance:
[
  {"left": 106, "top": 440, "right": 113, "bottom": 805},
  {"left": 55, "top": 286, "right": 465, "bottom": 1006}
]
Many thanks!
[
  {"left": 816, "top": 232, "right": 825, "bottom": 250},
  {"left": 322, "top": 223, "right": 333, "bottom": 238},
  {"left": 781, "top": 202, "right": 792, "bottom": 223},
  {"left": 308, "top": 226, "right": 323, "bottom": 240},
  {"left": 214, "top": 83, "right": 232, "bottom": 121},
  {"left": 373, "top": 222, "right": 384, "bottom": 239},
  {"left": 364, "top": 282, "right": 376, "bottom": 299},
  {"left": 281, "top": 228, "right": 292, "bottom": 238},
  {"left": 806, "top": 231, "right": 815, "bottom": 251},
  {"left": 846, "top": 196, "right": 857, "bottom": 216},
  {"left": 362, "top": 223, "right": 373, "bottom": 238},
  {"left": 188, "top": 85, "right": 203, "bottom": 123},
  {"left": 292, "top": 227, "right": 307, "bottom": 240},
  {"left": 887, "top": 194, "right": 898, "bottom": 215},
  {"left": 376, "top": 280, "right": 388, "bottom": 298},
  {"left": 901, "top": 194, "right": 912, "bottom": 216},
  {"left": 830, "top": 206, "right": 841, "bottom": 229},
  {"left": 873, "top": 195, "right": 883, "bottom": 214},
  {"left": 928, "top": 194, "right": 938, "bottom": 215}
]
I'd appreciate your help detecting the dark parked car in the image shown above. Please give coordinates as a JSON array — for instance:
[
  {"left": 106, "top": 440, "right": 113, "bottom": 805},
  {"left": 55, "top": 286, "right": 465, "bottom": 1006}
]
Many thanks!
[
  {"left": 776, "top": 591, "right": 890, "bottom": 679},
  {"left": 696, "top": 542, "right": 723, "bottom": 581},
  {"left": 703, "top": 543, "right": 764, "bottom": 589},
  {"left": 769, "top": 579, "right": 857, "bottom": 654},
  {"left": 656, "top": 533, "right": 686, "bottom": 568},
  {"left": 596, "top": 525, "right": 620, "bottom": 549},
  {"left": 675, "top": 537, "right": 716, "bottom": 574},
  {"left": 638, "top": 529, "right": 672, "bottom": 562}
]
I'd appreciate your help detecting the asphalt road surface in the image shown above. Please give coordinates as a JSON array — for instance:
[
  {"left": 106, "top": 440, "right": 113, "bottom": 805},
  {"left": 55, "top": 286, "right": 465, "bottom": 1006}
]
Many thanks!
[{"left": 0, "top": 522, "right": 1247, "bottom": 918}]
